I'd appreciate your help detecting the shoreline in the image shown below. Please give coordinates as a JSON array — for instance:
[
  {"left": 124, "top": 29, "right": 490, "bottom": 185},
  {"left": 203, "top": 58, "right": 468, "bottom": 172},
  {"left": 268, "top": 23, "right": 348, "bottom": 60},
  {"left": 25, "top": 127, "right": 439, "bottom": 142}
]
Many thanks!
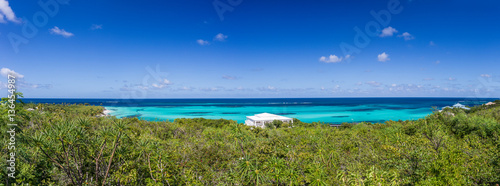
[
  {"left": 99, "top": 107, "right": 112, "bottom": 117},
  {"left": 103, "top": 108, "right": 112, "bottom": 115}
]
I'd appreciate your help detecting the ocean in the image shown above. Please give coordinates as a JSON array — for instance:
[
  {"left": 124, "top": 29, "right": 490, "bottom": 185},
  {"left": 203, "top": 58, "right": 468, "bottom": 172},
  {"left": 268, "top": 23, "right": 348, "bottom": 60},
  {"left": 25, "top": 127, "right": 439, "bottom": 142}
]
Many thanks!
[{"left": 22, "top": 98, "right": 497, "bottom": 124}]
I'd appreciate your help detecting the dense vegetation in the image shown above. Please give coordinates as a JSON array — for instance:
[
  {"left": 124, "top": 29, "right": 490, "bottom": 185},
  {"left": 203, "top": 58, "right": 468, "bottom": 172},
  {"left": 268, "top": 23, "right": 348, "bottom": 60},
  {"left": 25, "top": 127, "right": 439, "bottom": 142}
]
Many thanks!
[{"left": 1, "top": 96, "right": 500, "bottom": 185}]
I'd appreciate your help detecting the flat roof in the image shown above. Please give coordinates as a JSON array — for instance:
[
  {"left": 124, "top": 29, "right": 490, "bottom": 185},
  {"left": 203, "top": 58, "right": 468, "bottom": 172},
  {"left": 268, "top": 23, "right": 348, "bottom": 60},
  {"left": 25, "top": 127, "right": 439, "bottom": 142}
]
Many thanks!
[{"left": 247, "top": 113, "right": 292, "bottom": 121}]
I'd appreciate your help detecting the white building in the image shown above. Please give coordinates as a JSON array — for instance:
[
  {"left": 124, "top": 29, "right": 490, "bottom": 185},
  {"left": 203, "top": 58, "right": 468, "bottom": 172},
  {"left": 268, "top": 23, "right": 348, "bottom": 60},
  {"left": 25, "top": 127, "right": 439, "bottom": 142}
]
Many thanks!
[
  {"left": 245, "top": 113, "right": 293, "bottom": 128},
  {"left": 485, "top": 102, "right": 496, "bottom": 106},
  {"left": 442, "top": 103, "right": 470, "bottom": 110}
]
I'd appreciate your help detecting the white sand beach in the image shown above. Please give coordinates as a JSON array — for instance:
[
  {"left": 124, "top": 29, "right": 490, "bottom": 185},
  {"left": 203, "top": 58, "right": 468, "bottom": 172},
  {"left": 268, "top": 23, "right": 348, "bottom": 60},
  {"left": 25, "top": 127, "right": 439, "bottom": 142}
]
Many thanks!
[
  {"left": 103, "top": 109, "right": 112, "bottom": 115},
  {"left": 98, "top": 108, "right": 113, "bottom": 117}
]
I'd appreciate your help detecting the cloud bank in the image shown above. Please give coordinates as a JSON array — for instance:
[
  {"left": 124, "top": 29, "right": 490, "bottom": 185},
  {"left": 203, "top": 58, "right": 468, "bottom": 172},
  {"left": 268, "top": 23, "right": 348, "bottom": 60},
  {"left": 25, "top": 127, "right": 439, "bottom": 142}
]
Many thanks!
[
  {"left": 0, "top": 0, "right": 20, "bottom": 23},
  {"left": 0, "top": 67, "right": 24, "bottom": 78}
]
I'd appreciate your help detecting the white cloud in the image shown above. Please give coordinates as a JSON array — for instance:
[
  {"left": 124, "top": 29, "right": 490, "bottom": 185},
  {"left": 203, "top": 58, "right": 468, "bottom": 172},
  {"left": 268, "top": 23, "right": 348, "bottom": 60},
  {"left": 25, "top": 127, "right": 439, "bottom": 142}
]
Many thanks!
[
  {"left": 162, "top": 79, "right": 171, "bottom": 84},
  {"left": 386, "top": 83, "right": 429, "bottom": 93},
  {"left": 23, "top": 83, "right": 52, "bottom": 89},
  {"left": 365, "top": 81, "right": 382, "bottom": 87},
  {"left": 0, "top": 67, "right": 24, "bottom": 78},
  {"left": 197, "top": 39, "right": 209, "bottom": 45},
  {"left": 151, "top": 84, "right": 165, "bottom": 88},
  {"left": 398, "top": 32, "right": 414, "bottom": 40},
  {"left": 201, "top": 87, "right": 222, "bottom": 91},
  {"left": 0, "top": 0, "right": 20, "bottom": 23},
  {"left": 120, "top": 84, "right": 149, "bottom": 91},
  {"left": 214, "top": 33, "right": 228, "bottom": 41},
  {"left": 152, "top": 78, "right": 172, "bottom": 89},
  {"left": 137, "top": 85, "right": 149, "bottom": 90},
  {"left": 448, "top": 77, "right": 456, "bottom": 81},
  {"left": 319, "top": 55, "right": 343, "bottom": 63},
  {"left": 236, "top": 86, "right": 246, "bottom": 91},
  {"left": 481, "top": 74, "right": 491, "bottom": 78},
  {"left": 222, "top": 75, "right": 238, "bottom": 80},
  {"left": 90, "top": 24, "right": 102, "bottom": 30},
  {"left": 258, "top": 85, "right": 277, "bottom": 91},
  {"left": 0, "top": 68, "right": 52, "bottom": 89},
  {"left": 50, "top": 26, "right": 74, "bottom": 38},
  {"left": 377, "top": 52, "right": 390, "bottom": 62},
  {"left": 178, "top": 86, "right": 193, "bottom": 91},
  {"left": 379, "top": 26, "right": 398, "bottom": 37}
]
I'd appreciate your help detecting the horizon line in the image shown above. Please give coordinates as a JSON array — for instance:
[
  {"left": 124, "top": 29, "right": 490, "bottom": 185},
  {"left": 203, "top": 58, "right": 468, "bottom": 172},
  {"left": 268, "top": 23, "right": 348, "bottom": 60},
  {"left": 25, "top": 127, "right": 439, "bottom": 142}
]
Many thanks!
[{"left": 21, "top": 97, "right": 500, "bottom": 99}]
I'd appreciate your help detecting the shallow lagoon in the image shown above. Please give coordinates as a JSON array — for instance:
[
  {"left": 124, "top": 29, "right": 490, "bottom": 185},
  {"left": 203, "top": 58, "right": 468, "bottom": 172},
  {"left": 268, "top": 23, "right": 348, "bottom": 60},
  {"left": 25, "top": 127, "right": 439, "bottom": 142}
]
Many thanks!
[
  {"left": 24, "top": 98, "right": 496, "bottom": 123},
  {"left": 99, "top": 98, "right": 495, "bottom": 123}
]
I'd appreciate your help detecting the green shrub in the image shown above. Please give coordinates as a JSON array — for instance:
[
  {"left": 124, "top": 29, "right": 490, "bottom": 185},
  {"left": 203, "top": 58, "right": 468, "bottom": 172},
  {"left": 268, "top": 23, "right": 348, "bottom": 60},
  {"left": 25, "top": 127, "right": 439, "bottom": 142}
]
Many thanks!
[{"left": 1, "top": 97, "right": 499, "bottom": 185}]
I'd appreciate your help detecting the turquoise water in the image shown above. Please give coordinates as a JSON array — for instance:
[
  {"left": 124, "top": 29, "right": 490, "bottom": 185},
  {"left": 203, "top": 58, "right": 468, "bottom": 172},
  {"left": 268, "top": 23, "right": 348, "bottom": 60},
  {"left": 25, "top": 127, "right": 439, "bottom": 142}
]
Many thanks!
[
  {"left": 104, "top": 104, "right": 433, "bottom": 123},
  {"left": 24, "top": 98, "right": 496, "bottom": 124},
  {"left": 99, "top": 98, "right": 495, "bottom": 123}
]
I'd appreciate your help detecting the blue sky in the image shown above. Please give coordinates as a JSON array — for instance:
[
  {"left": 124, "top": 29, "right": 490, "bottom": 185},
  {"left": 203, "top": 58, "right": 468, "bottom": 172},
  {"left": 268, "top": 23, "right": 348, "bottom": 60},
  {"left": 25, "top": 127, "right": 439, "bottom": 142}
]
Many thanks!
[{"left": 1, "top": 0, "right": 499, "bottom": 98}]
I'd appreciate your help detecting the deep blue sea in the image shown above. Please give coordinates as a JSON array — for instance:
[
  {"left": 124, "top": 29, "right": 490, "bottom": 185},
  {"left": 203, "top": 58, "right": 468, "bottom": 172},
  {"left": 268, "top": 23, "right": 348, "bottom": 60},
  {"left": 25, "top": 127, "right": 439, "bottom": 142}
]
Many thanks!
[{"left": 23, "top": 98, "right": 497, "bottom": 124}]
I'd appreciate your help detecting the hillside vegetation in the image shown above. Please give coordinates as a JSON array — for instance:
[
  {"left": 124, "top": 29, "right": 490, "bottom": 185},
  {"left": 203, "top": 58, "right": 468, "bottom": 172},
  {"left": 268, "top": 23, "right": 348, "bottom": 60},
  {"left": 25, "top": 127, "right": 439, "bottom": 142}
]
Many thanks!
[{"left": 1, "top": 97, "right": 500, "bottom": 185}]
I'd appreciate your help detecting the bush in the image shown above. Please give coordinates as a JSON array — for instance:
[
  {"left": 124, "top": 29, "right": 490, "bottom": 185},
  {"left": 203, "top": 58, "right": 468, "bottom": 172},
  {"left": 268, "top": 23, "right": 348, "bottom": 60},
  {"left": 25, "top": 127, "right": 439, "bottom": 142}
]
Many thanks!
[{"left": 264, "top": 120, "right": 284, "bottom": 129}]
